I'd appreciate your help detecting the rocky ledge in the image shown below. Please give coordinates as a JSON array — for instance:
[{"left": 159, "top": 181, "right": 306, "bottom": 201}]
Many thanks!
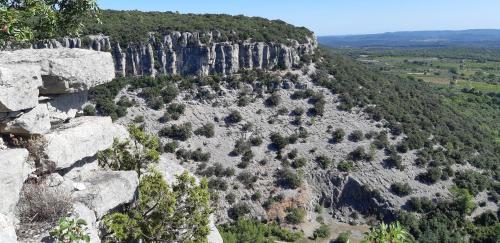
[
  {"left": 34, "top": 31, "right": 317, "bottom": 77},
  {"left": 0, "top": 49, "right": 222, "bottom": 243}
]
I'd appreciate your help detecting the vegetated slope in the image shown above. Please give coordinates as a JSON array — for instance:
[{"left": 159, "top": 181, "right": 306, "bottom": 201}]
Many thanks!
[
  {"left": 83, "top": 10, "right": 313, "bottom": 44},
  {"left": 87, "top": 45, "right": 499, "bottom": 242},
  {"left": 318, "top": 29, "right": 500, "bottom": 48}
]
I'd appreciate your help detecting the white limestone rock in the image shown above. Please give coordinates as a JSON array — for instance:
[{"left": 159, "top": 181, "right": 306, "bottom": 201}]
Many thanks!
[
  {"left": 0, "top": 48, "right": 115, "bottom": 94},
  {"left": 0, "top": 213, "right": 17, "bottom": 243},
  {"left": 0, "top": 149, "right": 32, "bottom": 215},
  {"left": 71, "top": 170, "right": 138, "bottom": 218},
  {"left": 0, "top": 64, "right": 42, "bottom": 112},
  {"left": 0, "top": 104, "right": 51, "bottom": 135},
  {"left": 41, "top": 116, "right": 128, "bottom": 169},
  {"left": 44, "top": 91, "right": 88, "bottom": 123}
]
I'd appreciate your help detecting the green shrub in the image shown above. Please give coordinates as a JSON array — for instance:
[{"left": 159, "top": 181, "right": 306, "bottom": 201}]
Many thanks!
[
  {"left": 276, "top": 168, "right": 302, "bottom": 189},
  {"left": 237, "top": 171, "right": 258, "bottom": 189},
  {"left": 348, "top": 130, "right": 364, "bottom": 142},
  {"left": 161, "top": 84, "right": 179, "bottom": 103},
  {"left": 232, "top": 138, "right": 252, "bottom": 156},
  {"left": 219, "top": 219, "right": 303, "bottom": 243},
  {"left": 162, "top": 103, "right": 186, "bottom": 121},
  {"left": 228, "top": 203, "right": 251, "bottom": 220},
  {"left": 249, "top": 136, "right": 263, "bottom": 146},
  {"left": 285, "top": 207, "right": 306, "bottom": 224},
  {"left": 331, "top": 128, "right": 345, "bottom": 143},
  {"left": 270, "top": 132, "right": 289, "bottom": 150},
  {"left": 265, "top": 93, "right": 281, "bottom": 107},
  {"left": 337, "top": 161, "right": 353, "bottom": 172},
  {"left": 417, "top": 167, "right": 442, "bottom": 184},
  {"left": 313, "top": 224, "right": 331, "bottom": 239},
  {"left": 292, "top": 157, "right": 307, "bottom": 168},
  {"left": 147, "top": 97, "right": 164, "bottom": 110},
  {"left": 50, "top": 218, "right": 90, "bottom": 243},
  {"left": 164, "top": 141, "right": 178, "bottom": 153},
  {"left": 391, "top": 182, "right": 413, "bottom": 197},
  {"left": 336, "top": 231, "right": 351, "bottom": 243},
  {"left": 194, "top": 123, "right": 215, "bottom": 138},
  {"left": 226, "top": 110, "right": 243, "bottom": 124},
  {"left": 348, "top": 146, "right": 368, "bottom": 161},
  {"left": 316, "top": 155, "right": 332, "bottom": 169},
  {"left": 133, "top": 115, "right": 144, "bottom": 123},
  {"left": 83, "top": 105, "right": 96, "bottom": 116},
  {"left": 385, "top": 153, "right": 404, "bottom": 170},
  {"left": 225, "top": 192, "right": 236, "bottom": 204},
  {"left": 208, "top": 178, "right": 228, "bottom": 191},
  {"left": 159, "top": 123, "right": 192, "bottom": 141}
]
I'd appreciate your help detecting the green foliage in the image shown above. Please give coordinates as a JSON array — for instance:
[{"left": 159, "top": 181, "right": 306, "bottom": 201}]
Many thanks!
[
  {"left": 226, "top": 110, "right": 243, "bottom": 124},
  {"left": 83, "top": 10, "right": 313, "bottom": 44},
  {"left": 82, "top": 104, "right": 96, "bottom": 116},
  {"left": 159, "top": 122, "right": 192, "bottom": 141},
  {"left": 313, "top": 224, "right": 331, "bottom": 239},
  {"left": 363, "top": 222, "right": 410, "bottom": 243},
  {"left": 316, "top": 155, "right": 332, "bottom": 169},
  {"left": 98, "top": 124, "right": 160, "bottom": 177},
  {"left": 285, "top": 207, "right": 306, "bottom": 224},
  {"left": 337, "top": 231, "right": 352, "bottom": 243},
  {"left": 390, "top": 182, "right": 413, "bottom": 197},
  {"left": 292, "top": 157, "right": 307, "bottom": 168},
  {"left": 0, "top": 0, "right": 99, "bottom": 44},
  {"left": 194, "top": 123, "right": 215, "bottom": 138},
  {"left": 228, "top": 203, "right": 251, "bottom": 220},
  {"left": 276, "top": 168, "right": 302, "bottom": 189},
  {"left": 337, "top": 161, "right": 354, "bottom": 172},
  {"left": 348, "top": 130, "right": 364, "bottom": 142},
  {"left": 265, "top": 93, "right": 281, "bottom": 107},
  {"left": 103, "top": 169, "right": 212, "bottom": 242},
  {"left": 219, "top": 219, "right": 303, "bottom": 243},
  {"left": 331, "top": 128, "right": 346, "bottom": 143},
  {"left": 50, "top": 217, "right": 90, "bottom": 243}
]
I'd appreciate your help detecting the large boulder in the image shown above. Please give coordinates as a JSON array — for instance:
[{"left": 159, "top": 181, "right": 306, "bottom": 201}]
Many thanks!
[
  {"left": 0, "top": 148, "right": 33, "bottom": 215},
  {"left": 0, "top": 48, "right": 115, "bottom": 94},
  {"left": 44, "top": 92, "right": 88, "bottom": 123},
  {"left": 0, "top": 104, "right": 51, "bottom": 135},
  {"left": 70, "top": 170, "right": 139, "bottom": 218},
  {"left": 0, "top": 64, "right": 42, "bottom": 112},
  {"left": 41, "top": 116, "right": 127, "bottom": 170}
]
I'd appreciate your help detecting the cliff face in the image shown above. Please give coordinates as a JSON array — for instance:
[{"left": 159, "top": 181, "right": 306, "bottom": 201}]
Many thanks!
[{"left": 33, "top": 31, "right": 317, "bottom": 77}]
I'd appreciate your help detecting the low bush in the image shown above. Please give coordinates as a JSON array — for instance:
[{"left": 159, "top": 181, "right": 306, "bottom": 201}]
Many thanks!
[
  {"left": 292, "top": 157, "right": 307, "bottom": 168},
  {"left": 316, "top": 155, "right": 332, "bottom": 169},
  {"left": 159, "top": 123, "right": 192, "bottom": 141},
  {"left": 237, "top": 171, "right": 258, "bottom": 188},
  {"left": 337, "top": 161, "right": 354, "bottom": 172},
  {"left": 276, "top": 168, "right": 302, "bottom": 189},
  {"left": 228, "top": 203, "right": 251, "bottom": 220},
  {"left": 313, "top": 224, "right": 331, "bottom": 239},
  {"left": 330, "top": 128, "right": 345, "bottom": 143},
  {"left": 219, "top": 219, "right": 304, "bottom": 242},
  {"left": 390, "top": 182, "right": 413, "bottom": 197},
  {"left": 417, "top": 167, "right": 442, "bottom": 184},
  {"left": 226, "top": 110, "right": 243, "bottom": 124},
  {"left": 194, "top": 123, "right": 215, "bottom": 138},
  {"left": 83, "top": 104, "right": 96, "bottom": 116},
  {"left": 348, "top": 130, "right": 364, "bottom": 142},
  {"left": 285, "top": 207, "right": 306, "bottom": 224},
  {"left": 265, "top": 93, "right": 281, "bottom": 107},
  {"left": 164, "top": 141, "right": 178, "bottom": 153},
  {"left": 208, "top": 178, "right": 228, "bottom": 191}
]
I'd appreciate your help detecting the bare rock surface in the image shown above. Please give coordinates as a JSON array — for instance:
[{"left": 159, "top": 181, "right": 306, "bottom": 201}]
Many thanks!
[
  {"left": 0, "top": 213, "right": 17, "bottom": 243},
  {"left": 0, "top": 65, "right": 42, "bottom": 112},
  {"left": 0, "top": 149, "right": 32, "bottom": 216},
  {"left": 0, "top": 104, "right": 51, "bottom": 135},
  {"left": 70, "top": 170, "right": 139, "bottom": 218},
  {"left": 44, "top": 92, "right": 88, "bottom": 123},
  {"left": 0, "top": 48, "right": 115, "bottom": 94},
  {"left": 41, "top": 116, "right": 127, "bottom": 170}
]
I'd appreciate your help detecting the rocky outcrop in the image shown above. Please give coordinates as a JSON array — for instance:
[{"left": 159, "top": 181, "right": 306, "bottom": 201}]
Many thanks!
[
  {"left": 0, "top": 49, "right": 115, "bottom": 135},
  {"left": 70, "top": 170, "right": 139, "bottom": 218},
  {"left": 35, "top": 32, "right": 317, "bottom": 77},
  {"left": 41, "top": 116, "right": 127, "bottom": 170},
  {"left": 0, "top": 65, "right": 42, "bottom": 112},
  {"left": 0, "top": 149, "right": 33, "bottom": 243},
  {"left": 0, "top": 49, "right": 115, "bottom": 94}
]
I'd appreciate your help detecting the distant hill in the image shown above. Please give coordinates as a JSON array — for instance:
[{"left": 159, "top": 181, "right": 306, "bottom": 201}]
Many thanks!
[{"left": 318, "top": 29, "right": 500, "bottom": 48}]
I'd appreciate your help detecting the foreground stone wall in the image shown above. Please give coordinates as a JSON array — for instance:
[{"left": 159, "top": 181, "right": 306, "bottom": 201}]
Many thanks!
[
  {"left": 33, "top": 31, "right": 317, "bottom": 77},
  {"left": 0, "top": 49, "right": 222, "bottom": 242}
]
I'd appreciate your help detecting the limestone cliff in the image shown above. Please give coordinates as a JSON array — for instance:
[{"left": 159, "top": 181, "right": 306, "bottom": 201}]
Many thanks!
[{"left": 33, "top": 31, "right": 317, "bottom": 77}]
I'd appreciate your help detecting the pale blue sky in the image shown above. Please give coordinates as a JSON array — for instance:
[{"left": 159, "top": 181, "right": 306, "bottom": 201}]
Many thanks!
[{"left": 97, "top": 0, "right": 500, "bottom": 36}]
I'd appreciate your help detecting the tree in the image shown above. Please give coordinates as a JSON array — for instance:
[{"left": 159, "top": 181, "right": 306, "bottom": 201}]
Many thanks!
[
  {"left": 363, "top": 222, "right": 410, "bottom": 243},
  {"left": 0, "top": 0, "right": 100, "bottom": 43},
  {"left": 103, "top": 169, "right": 212, "bottom": 243},
  {"left": 98, "top": 124, "right": 160, "bottom": 178}
]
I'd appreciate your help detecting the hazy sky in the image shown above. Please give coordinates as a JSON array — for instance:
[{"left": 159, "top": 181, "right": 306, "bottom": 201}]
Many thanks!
[{"left": 97, "top": 0, "right": 500, "bottom": 36}]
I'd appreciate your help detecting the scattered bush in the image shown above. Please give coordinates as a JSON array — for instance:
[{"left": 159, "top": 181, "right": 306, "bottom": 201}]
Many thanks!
[
  {"left": 385, "top": 153, "right": 404, "bottom": 170},
  {"left": 249, "top": 136, "right": 263, "bottom": 146},
  {"left": 276, "top": 168, "right": 302, "bottom": 189},
  {"left": 164, "top": 141, "right": 178, "bottom": 153},
  {"left": 208, "top": 178, "right": 228, "bottom": 191},
  {"left": 228, "top": 203, "right": 251, "bottom": 220},
  {"left": 133, "top": 115, "right": 144, "bottom": 123},
  {"left": 226, "top": 110, "right": 243, "bottom": 124},
  {"left": 417, "top": 167, "right": 442, "bottom": 184},
  {"left": 194, "top": 123, "right": 215, "bottom": 138},
  {"left": 161, "top": 84, "right": 179, "bottom": 103},
  {"left": 232, "top": 138, "right": 252, "bottom": 156},
  {"left": 316, "top": 155, "right": 332, "bottom": 169},
  {"left": 270, "top": 132, "right": 289, "bottom": 150},
  {"left": 336, "top": 231, "right": 351, "bottom": 243},
  {"left": 162, "top": 103, "right": 186, "bottom": 121},
  {"left": 225, "top": 192, "right": 236, "bottom": 204},
  {"left": 348, "top": 146, "right": 369, "bottom": 161},
  {"left": 331, "top": 128, "right": 345, "bottom": 143},
  {"left": 237, "top": 171, "right": 258, "bottom": 188},
  {"left": 313, "top": 224, "right": 331, "bottom": 239},
  {"left": 391, "top": 182, "right": 413, "bottom": 197},
  {"left": 265, "top": 93, "right": 281, "bottom": 107},
  {"left": 285, "top": 207, "right": 306, "bottom": 224},
  {"left": 83, "top": 104, "right": 96, "bottom": 116},
  {"left": 219, "top": 219, "right": 304, "bottom": 242},
  {"left": 348, "top": 130, "right": 364, "bottom": 142},
  {"left": 159, "top": 122, "right": 192, "bottom": 141},
  {"left": 292, "top": 157, "right": 307, "bottom": 168},
  {"left": 337, "top": 161, "right": 354, "bottom": 172}
]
